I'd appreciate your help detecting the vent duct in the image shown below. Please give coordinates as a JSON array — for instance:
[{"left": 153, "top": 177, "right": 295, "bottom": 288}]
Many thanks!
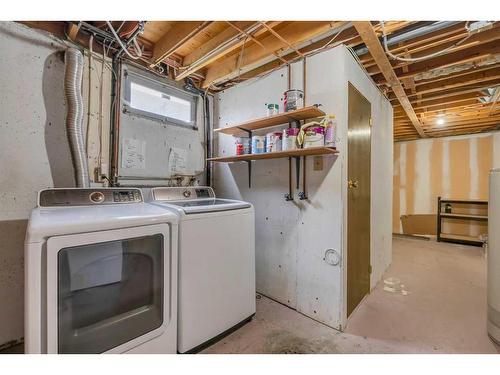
[{"left": 64, "top": 48, "right": 89, "bottom": 188}]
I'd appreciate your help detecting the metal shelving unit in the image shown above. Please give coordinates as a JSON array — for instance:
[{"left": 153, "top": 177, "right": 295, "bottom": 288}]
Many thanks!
[{"left": 437, "top": 196, "right": 488, "bottom": 247}]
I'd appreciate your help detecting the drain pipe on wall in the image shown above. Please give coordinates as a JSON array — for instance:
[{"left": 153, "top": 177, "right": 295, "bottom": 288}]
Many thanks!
[
  {"left": 65, "top": 48, "right": 90, "bottom": 188},
  {"left": 184, "top": 78, "right": 212, "bottom": 186}
]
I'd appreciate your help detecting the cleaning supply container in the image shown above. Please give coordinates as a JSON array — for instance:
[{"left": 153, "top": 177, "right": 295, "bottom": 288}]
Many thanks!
[
  {"left": 324, "top": 115, "right": 337, "bottom": 148},
  {"left": 251, "top": 136, "right": 266, "bottom": 154},
  {"left": 266, "top": 132, "right": 282, "bottom": 152},
  {"left": 282, "top": 128, "right": 299, "bottom": 151},
  {"left": 266, "top": 103, "right": 279, "bottom": 116},
  {"left": 303, "top": 126, "right": 325, "bottom": 148}
]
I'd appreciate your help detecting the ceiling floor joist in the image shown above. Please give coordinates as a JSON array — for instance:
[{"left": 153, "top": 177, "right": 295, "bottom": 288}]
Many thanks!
[{"left": 353, "top": 21, "right": 427, "bottom": 138}]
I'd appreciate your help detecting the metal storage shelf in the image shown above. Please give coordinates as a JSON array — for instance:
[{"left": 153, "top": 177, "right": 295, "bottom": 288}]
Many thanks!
[
  {"left": 439, "top": 234, "right": 484, "bottom": 247},
  {"left": 436, "top": 196, "right": 488, "bottom": 247},
  {"left": 214, "top": 105, "right": 326, "bottom": 137},
  {"left": 207, "top": 146, "right": 338, "bottom": 162},
  {"left": 440, "top": 213, "right": 488, "bottom": 221}
]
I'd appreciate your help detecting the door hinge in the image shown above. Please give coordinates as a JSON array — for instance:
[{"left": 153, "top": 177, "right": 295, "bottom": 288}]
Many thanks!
[
  {"left": 369, "top": 117, "right": 373, "bottom": 127},
  {"left": 368, "top": 265, "right": 372, "bottom": 274}
]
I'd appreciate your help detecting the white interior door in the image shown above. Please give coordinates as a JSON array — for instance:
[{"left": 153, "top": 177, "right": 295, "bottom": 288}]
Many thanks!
[{"left": 46, "top": 224, "right": 171, "bottom": 354}]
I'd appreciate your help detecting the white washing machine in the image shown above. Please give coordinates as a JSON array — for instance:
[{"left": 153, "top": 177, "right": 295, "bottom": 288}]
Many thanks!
[
  {"left": 147, "top": 186, "right": 255, "bottom": 353},
  {"left": 24, "top": 188, "right": 178, "bottom": 354}
]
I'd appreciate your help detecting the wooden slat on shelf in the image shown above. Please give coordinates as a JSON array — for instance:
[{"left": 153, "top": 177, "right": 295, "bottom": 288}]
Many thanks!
[
  {"left": 440, "top": 213, "right": 488, "bottom": 221},
  {"left": 440, "top": 233, "right": 484, "bottom": 246},
  {"left": 207, "top": 146, "right": 338, "bottom": 162},
  {"left": 214, "top": 106, "right": 326, "bottom": 136}
]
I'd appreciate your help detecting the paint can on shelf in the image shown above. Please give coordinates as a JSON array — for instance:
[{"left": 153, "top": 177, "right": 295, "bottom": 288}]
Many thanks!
[
  {"left": 282, "top": 128, "right": 299, "bottom": 151},
  {"left": 266, "top": 103, "right": 279, "bottom": 117},
  {"left": 266, "top": 132, "right": 282, "bottom": 152},
  {"left": 303, "top": 126, "right": 325, "bottom": 148},
  {"left": 283, "top": 89, "right": 304, "bottom": 112},
  {"left": 251, "top": 135, "right": 266, "bottom": 154}
]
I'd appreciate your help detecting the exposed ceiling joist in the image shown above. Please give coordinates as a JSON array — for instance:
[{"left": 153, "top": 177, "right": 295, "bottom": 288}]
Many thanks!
[
  {"left": 175, "top": 21, "right": 267, "bottom": 81},
  {"left": 151, "top": 21, "right": 211, "bottom": 66},
  {"left": 202, "top": 21, "right": 344, "bottom": 88},
  {"left": 353, "top": 21, "right": 427, "bottom": 138}
]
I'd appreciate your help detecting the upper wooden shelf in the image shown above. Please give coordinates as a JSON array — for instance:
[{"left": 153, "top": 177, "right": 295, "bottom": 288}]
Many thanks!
[
  {"left": 214, "top": 106, "right": 326, "bottom": 136},
  {"left": 207, "top": 146, "right": 338, "bottom": 163}
]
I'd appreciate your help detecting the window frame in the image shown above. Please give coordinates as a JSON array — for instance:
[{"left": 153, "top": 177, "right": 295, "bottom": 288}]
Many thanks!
[{"left": 123, "top": 69, "right": 198, "bottom": 129}]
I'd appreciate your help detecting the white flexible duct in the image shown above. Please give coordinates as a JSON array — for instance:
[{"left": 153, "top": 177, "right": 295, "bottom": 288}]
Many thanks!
[{"left": 65, "top": 48, "right": 90, "bottom": 188}]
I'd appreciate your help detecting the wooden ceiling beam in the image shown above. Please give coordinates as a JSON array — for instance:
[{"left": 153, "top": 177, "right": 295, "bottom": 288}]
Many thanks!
[
  {"left": 360, "top": 22, "right": 468, "bottom": 67},
  {"left": 151, "top": 21, "right": 211, "bottom": 66},
  {"left": 176, "top": 21, "right": 277, "bottom": 81},
  {"left": 372, "top": 38, "right": 500, "bottom": 83},
  {"left": 202, "top": 21, "right": 344, "bottom": 88},
  {"left": 353, "top": 21, "right": 426, "bottom": 137},
  {"left": 227, "top": 26, "right": 361, "bottom": 86}
]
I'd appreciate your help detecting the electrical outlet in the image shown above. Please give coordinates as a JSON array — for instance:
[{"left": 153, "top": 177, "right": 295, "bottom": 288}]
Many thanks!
[{"left": 313, "top": 156, "right": 323, "bottom": 171}]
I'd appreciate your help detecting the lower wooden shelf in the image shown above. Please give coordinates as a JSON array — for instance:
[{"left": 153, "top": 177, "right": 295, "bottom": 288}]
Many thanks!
[
  {"left": 207, "top": 146, "right": 338, "bottom": 162},
  {"left": 439, "top": 233, "right": 484, "bottom": 247}
]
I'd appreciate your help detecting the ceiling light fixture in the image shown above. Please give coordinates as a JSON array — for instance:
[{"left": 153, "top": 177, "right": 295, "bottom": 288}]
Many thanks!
[{"left": 437, "top": 118, "right": 445, "bottom": 126}]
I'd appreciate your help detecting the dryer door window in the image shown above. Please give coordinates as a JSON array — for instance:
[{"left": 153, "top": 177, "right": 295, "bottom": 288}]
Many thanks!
[{"left": 56, "top": 234, "right": 164, "bottom": 353}]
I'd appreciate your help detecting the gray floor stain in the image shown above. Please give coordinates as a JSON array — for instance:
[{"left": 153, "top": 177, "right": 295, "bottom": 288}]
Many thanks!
[{"left": 264, "top": 330, "right": 340, "bottom": 354}]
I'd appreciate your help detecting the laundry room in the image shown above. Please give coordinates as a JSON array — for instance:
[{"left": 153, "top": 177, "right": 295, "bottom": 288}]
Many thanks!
[{"left": 1, "top": 2, "right": 500, "bottom": 372}]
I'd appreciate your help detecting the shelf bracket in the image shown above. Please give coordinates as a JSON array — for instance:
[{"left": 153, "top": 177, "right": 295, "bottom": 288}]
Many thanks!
[{"left": 237, "top": 127, "right": 252, "bottom": 138}]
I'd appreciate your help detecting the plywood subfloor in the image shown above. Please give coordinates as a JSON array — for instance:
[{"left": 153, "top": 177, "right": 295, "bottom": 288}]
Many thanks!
[{"left": 203, "top": 237, "right": 500, "bottom": 354}]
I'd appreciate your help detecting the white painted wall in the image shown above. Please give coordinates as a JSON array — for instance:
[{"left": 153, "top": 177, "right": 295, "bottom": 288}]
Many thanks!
[
  {"left": 0, "top": 22, "right": 112, "bottom": 347},
  {"left": 213, "top": 45, "right": 393, "bottom": 330}
]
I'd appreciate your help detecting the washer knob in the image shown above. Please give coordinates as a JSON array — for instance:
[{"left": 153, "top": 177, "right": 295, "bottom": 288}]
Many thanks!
[
  {"left": 183, "top": 190, "right": 191, "bottom": 198},
  {"left": 89, "top": 191, "right": 105, "bottom": 203}
]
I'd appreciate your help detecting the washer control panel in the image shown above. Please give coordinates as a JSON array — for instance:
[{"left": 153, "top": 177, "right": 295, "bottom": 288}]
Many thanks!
[
  {"left": 152, "top": 186, "right": 215, "bottom": 201},
  {"left": 39, "top": 188, "right": 143, "bottom": 207}
]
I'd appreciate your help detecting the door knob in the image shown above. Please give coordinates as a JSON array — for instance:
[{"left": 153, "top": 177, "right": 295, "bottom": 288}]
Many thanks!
[{"left": 348, "top": 179, "right": 359, "bottom": 189}]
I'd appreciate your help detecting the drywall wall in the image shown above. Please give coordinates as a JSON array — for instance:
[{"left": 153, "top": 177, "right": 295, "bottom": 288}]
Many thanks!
[
  {"left": 117, "top": 63, "right": 206, "bottom": 186},
  {"left": 0, "top": 22, "right": 112, "bottom": 347},
  {"left": 213, "top": 45, "right": 393, "bottom": 329},
  {"left": 393, "top": 131, "right": 500, "bottom": 238}
]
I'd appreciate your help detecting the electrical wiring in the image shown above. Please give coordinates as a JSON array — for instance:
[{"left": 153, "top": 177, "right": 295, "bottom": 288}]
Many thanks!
[
  {"left": 105, "top": 21, "right": 142, "bottom": 60},
  {"left": 380, "top": 20, "right": 474, "bottom": 63}
]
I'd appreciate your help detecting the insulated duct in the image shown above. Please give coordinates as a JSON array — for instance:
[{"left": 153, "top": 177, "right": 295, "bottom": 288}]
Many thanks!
[{"left": 64, "top": 48, "right": 90, "bottom": 188}]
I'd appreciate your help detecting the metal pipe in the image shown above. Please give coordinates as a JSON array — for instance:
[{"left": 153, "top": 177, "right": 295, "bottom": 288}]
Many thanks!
[
  {"left": 354, "top": 21, "right": 462, "bottom": 56},
  {"left": 65, "top": 48, "right": 90, "bottom": 188}
]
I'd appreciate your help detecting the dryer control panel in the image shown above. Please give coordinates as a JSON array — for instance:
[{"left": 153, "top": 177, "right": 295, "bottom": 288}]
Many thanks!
[
  {"left": 152, "top": 186, "right": 215, "bottom": 201},
  {"left": 39, "top": 188, "right": 143, "bottom": 207}
]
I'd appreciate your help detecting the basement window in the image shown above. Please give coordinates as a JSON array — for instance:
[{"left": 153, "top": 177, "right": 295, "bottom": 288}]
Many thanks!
[{"left": 123, "top": 70, "right": 197, "bottom": 128}]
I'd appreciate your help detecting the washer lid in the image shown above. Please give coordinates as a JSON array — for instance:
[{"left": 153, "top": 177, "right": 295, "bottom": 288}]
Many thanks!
[{"left": 156, "top": 198, "right": 251, "bottom": 214}]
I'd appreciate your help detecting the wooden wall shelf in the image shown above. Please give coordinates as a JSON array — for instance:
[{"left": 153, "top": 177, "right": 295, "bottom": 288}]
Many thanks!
[
  {"left": 207, "top": 146, "right": 338, "bottom": 163},
  {"left": 214, "top": 106, "right": 326, "bottom": 136}
]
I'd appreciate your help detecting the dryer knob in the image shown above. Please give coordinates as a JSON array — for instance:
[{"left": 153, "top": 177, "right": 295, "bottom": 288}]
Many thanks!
[
  {"left": 183, "top": 190, "right": 191, "bottom": 198},
  {"left": 89, "top": 191, "right": 105, "bottom": 203}
]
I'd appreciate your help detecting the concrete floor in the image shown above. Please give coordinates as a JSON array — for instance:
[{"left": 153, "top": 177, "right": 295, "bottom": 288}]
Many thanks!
[
  {"left": 2, "top": 237, "right": 499, "bottom": 354},
  {"left": 203, "top": 237, "right": 500, "bottom": 354}
]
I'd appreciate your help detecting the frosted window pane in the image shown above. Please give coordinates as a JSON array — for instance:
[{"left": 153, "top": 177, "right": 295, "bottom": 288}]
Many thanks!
[{"left": 130, "top": 82, "right": 192, "bottom": 123}]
